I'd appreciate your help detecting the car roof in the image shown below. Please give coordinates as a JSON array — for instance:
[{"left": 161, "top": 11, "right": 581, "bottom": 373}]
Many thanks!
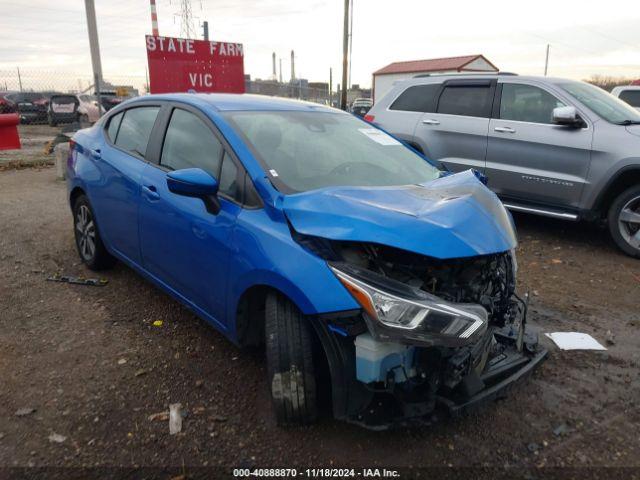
[
  {"left": 395, "top": 73, "right": 580, "bottom": 87},
  {"left": 128, "top": 93, "right": 340, "bottom": 113}
]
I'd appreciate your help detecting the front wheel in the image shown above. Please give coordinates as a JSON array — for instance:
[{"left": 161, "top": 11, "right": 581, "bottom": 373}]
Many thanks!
[
  {"left": 265, "top": 293, "right": 318, "bottom": 426},
  {"left": 73, "top": 195, "right": 116, "bottom": 270},
  {"left": 608, "top": 185, "right": 640, "bottom": 258}
]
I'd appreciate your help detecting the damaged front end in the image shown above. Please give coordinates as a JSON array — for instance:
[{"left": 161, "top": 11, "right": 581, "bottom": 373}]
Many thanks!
[{"left": 305, "top": 239, "right": 547, "bottom": 429}]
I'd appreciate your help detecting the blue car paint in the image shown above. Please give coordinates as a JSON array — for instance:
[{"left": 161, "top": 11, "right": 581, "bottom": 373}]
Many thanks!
[
  {"left": 67, "top": 93, "right": 516, "bottom": 346},
  {"left": 282, "top": 169, "right": 517, "bottom": 259},
  {"left": 166, "top": 168, "right": 219, "bottom": 196}
]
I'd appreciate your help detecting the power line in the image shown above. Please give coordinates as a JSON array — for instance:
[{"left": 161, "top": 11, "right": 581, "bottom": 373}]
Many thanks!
[{"left": 579, "top": 26, "right": 640, "bottom": 51}]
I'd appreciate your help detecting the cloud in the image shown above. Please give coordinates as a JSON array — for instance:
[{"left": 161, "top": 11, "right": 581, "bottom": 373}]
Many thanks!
[{"left": 1, "top": 0, "right": 639, "bottom": 92}]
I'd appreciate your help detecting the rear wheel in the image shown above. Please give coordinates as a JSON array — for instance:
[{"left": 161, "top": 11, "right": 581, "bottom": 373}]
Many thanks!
[
  {"left": 608, "top": 185, "right": 640, "bottom": 258},
  {"left": 72, "top": 195, "right": 116, "bottom": 270},
  {"left": 265, "top": 293, "right": 318, "bottom": 426}
]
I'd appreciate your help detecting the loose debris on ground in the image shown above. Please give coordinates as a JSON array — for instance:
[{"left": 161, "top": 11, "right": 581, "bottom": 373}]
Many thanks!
[{"left": 0, "top": 168, "right": 639, "bottom": 472}]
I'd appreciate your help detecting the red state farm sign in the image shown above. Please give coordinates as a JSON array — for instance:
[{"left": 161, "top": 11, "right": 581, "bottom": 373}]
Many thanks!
[{"left": 145, "top": 35, "right": 245, "bottom": 94}]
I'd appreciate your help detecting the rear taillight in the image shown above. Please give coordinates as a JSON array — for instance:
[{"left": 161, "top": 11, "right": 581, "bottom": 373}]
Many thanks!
[{"left": 363, "top": 114, "right": 375, "bottom": 123}]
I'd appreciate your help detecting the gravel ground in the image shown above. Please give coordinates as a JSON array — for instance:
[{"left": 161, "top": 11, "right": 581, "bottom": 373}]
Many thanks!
[{"left": 0, "top": 168, "right": 639, "bottom": 478}]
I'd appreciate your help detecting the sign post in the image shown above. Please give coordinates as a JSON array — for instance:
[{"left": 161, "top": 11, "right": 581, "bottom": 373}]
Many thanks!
[{"left": 145, "top": 35, "right": 245, "bottom": 94}]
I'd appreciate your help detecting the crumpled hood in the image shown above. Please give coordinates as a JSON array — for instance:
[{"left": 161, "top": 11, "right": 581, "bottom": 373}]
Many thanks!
[{"left": 282, "top": 170, "right": 517, "bottom": 259}]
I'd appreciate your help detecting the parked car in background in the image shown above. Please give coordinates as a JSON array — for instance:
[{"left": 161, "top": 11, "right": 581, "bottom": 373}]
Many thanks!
[
  {"left": 612, "top": 85, "right": 640, "bottom": 111},
  {"left": 48, "top": 94, "right": 80, "bottom": 126},
  {"left": 98, "top": 91, "right": 125, "bottom": 111},
  {"left": 0, "top": 92, "right": 17, "bottom": 114},
  {"left": 367, "top": 74, "right": 640, "bottom": 258},
  {"left": 350, "top": 97, "right": 373, "bottom": 117},
  {"left": 48, "top": 94, "right": 104, "bottom": 126},
  {"left": 6, "top": 92, "right": 48, "bottom": 123},
  {"left": 77, "top": 94, "right": 104, "bottom": 123},
  {"left": 66, "top": 93, "right": 545, "bottom": 429}
]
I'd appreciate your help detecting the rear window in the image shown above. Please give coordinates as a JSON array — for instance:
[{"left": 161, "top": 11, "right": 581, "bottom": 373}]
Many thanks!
[
  {"left": 390, "top": 84, "right": 440, "bottom": 112},
  {"left": 114, "top": 107, "right": 160, "bottom": 158},
  {"left": 619, "top": 90, "right": 640, "bottom": 108},
  {"left": 437, "top": 85, "right": 492, "bottom": 118}
]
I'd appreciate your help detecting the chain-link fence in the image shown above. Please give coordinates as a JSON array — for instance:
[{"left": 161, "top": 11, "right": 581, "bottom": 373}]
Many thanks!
[
  {"left": 0, "top": 69, "right": 335, "bottom": 100},
  {"left": 0, "top": 69, "right": 147, "bottom": 97}
]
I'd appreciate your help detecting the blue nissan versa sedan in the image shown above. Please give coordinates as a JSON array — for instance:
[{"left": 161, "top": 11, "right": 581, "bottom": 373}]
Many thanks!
[{"left": 67, "top": 93, "right": 547, "bottom": 429}]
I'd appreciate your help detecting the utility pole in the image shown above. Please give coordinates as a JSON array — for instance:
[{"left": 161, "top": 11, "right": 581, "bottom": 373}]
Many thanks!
[
  {"left": 340, "top": 0, "right": 350, "bottom": 110},
  {"left": 544, "top": 44, "right": 550, "bottom": 76},
  {"left": 84, "top": 0, "right": 103, "bottom": 115},
  {"left": 202, "top": 21, "right": 209, "bottom": 41}
]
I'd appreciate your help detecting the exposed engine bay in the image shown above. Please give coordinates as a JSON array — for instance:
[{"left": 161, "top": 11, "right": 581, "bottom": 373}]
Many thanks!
[{"left": 297, "top": 234, "right": 547, "bottom": 429}]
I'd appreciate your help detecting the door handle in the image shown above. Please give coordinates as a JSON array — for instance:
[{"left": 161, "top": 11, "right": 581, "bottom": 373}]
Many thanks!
[
  {"left": 494, "top": 126, "right": 516, "bottom": 133},
  {"left": 422, "top": 119, "right": 440, "bottom": 125},
  {"left": 90, "top": 148, "right": 101, "bottom": 160},
  {"left": 141, "top": 185, "right": 160, "bottom": 200}
]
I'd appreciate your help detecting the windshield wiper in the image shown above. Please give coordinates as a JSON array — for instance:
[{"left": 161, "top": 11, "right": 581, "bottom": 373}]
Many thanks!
[{"left": 616, "top": 120, "right": 640, "bottom": 125}]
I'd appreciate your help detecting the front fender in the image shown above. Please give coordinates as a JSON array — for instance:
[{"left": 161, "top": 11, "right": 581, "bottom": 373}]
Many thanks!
[
  {"left": 586, "top": 160, "right": 640, "bottom": 211},
  {"left": 225, "top": 208, "right": 360, "bottom": 341}
]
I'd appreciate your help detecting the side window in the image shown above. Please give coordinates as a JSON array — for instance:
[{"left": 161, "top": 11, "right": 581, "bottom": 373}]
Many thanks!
[
  {"left": 219, "top": 152, "right": 240, "bottom": 200},
  {"left": 389, "top": 84, "right": 440, "bottom": 112},
  {"left": 437, "top": 85, "right": 492, "bottom": 118},
  {"left": 106, "top": 112, "right": 123, "bottom": 142},
  {"left": 619, "top": 90, "right": 640, "bottom": 108},
  {"left": 499, "top": 84, "right": 566, "bottom": 124},
  {"left": 114, "top": 107, "right": 160, "bottom": 158},
  {"left": 160, "top": 109, "right": 223, "bottom": 175}
]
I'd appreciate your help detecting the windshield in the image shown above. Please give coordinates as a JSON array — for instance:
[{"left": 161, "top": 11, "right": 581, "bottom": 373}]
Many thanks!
[
  {"left": 558, "top": 81, "right": 640, "bottom": 124},
  {"left": 223, "top": 111, "right": 441, "bottom": 192}
]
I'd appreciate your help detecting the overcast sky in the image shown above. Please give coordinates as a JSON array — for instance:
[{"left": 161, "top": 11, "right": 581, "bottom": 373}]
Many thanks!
[{"left": 1, "top": 0, "right": 639, "bottom": 89}]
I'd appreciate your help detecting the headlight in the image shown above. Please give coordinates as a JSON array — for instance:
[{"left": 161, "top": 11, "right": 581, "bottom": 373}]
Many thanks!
[{"left": 330, "top": 262, "right": 487, "bottom": 347}]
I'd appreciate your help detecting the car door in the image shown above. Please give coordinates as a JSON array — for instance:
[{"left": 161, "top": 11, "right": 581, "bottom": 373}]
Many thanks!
[
  {"left": 89, "top": 105, "right": 161, "bottom": 264},
  {"left": 485, "top": 81, "right": 593, "bottom": 209},
  {"left": 372, "top": 83, "right": 441, "bottom": 148},
  {"left": 414, "top": 79, "right": 494, "bottom": 173},
  {"left": 138, "top": 105, "right": 243, "bottom": 327}
]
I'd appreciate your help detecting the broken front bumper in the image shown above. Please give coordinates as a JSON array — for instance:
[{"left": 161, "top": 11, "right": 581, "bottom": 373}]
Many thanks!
[
  {"left": 312, "top": 319, "right": 547, "bottom": 430},
  {"left": 437, "top": 330, "right": 547, "bottom": 418}
]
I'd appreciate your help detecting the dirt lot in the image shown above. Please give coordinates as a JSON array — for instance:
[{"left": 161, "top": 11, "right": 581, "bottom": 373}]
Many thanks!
[{"left": 1, "top": 167, "right": 639, "bottom": 477}]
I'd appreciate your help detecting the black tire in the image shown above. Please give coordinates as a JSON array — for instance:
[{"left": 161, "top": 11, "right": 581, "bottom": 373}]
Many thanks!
[
  {"left": 48, "top": 115, "right": 56, "bottom": 127},
  {"left": 608, "top": 185, "right": 640, "bottom": 258},
  {"left": 72, "top": 195, "right": 116, "bottom": 270},
  {"left": 265, "top": 292, "right": 318, "bottom": 426}
]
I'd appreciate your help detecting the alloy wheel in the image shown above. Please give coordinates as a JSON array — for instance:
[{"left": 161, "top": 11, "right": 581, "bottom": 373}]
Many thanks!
[
  {"left": 618, "top": 195, "right": 640, "bottom": 251},
  {"left": 75, "top": 205, "right": 96, "bottom": 261}
]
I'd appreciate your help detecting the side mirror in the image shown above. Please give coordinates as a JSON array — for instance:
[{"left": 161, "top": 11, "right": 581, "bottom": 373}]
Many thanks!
[
  {"left": 553, "top": 106, "right": 582, "bottom": 127},
  {"left": 167, "top": 168, "right": 220, "bottom": 214}
]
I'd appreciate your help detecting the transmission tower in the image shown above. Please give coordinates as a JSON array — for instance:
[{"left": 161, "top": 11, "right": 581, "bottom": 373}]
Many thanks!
[{"left": 176, "top": 0, "right": 196, "bottom": 38}]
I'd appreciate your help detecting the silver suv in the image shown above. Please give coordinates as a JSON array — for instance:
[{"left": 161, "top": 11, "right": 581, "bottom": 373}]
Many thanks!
[{"left": 367, "top": 74, "right": 640, "bottom": 257}]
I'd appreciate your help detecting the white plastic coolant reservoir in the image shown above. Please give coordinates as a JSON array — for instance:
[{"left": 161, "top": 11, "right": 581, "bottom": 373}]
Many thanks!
[{"left": 354, "top": 333, "right": 415, "bottom": 384}]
